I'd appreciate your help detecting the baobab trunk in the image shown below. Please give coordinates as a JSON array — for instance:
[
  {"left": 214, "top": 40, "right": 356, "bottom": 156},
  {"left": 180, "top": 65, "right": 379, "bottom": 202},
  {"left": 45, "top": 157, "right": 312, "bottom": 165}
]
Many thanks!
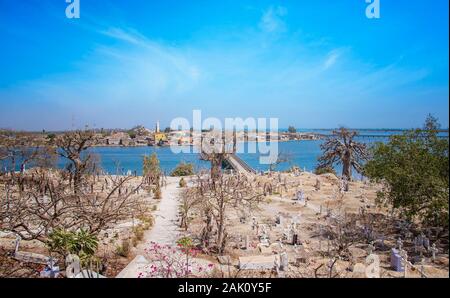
[
  {"left": 210, "top": 157, "right": 223, "bottom": 182},
  {"left": 342, "top": 154, "right": 351, "bottom": 191}
]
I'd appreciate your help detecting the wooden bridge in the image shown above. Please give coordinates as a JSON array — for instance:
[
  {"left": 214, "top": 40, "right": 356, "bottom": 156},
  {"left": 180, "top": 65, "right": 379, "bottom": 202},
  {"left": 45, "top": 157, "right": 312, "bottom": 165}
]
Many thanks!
[
  {"left": 224, "top": 154, "right": 257, "bottom": 176},
  {"left": 199, "top": 152, "right": 256, "bottom": 176}
]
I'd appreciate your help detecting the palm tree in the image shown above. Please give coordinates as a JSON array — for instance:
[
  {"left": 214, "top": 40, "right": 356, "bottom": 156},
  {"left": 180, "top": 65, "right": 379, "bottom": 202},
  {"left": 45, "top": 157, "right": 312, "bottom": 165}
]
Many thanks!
[{"left": 317, "top": 127, "right": 367, "bottom": 191}]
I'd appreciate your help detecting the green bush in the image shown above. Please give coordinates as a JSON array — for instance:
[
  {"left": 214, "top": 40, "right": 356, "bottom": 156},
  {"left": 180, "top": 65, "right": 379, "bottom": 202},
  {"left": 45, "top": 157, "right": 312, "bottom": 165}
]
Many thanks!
[
  {"left": 179, "top": 177, "right": 187, "bottom": 188},
  {"left": 137, "top": 214, "right": 154, "bottom": 230},
  {"left": 133, "top": 225, "right": 145, "bottom": 242},
  {"left": 170, "top": 162, "right": 194, "bottom": 177},
  {"left": 47, "top": 229, "right": 98, "bottom": 262},
  {"left": 364, "top": 115, "right": 449, "bottom": 228}
]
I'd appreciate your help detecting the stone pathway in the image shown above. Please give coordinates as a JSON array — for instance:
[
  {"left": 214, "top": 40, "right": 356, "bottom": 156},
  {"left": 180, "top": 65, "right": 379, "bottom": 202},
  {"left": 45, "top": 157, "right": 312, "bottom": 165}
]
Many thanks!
[
  {"left": 137, "top": 177, "right": 182, "bottom": 252},
  {"left": 119, "top": 178, "right": 215, "bottom": 278}
]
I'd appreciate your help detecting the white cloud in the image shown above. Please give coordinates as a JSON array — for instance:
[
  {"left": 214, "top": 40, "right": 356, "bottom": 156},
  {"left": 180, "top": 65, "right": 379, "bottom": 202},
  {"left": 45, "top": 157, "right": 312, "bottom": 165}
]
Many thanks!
[
  {"left": 100, "top": 27, "right": 149, "bottom": 45},
  {"left": 97, "top": 27, "right": 202, "bottom": 88},
  {"left": 324, "top": 52, "right": 339, "bottom": 69},
  {"left": 323, "top": 48, "right": 349, "bottom": 70},
  {"left": 0, "top": 23, "right": 436, "bottom": 130},
  {"left": 259, "top": 6, "right": 288, "bottom": 33}
]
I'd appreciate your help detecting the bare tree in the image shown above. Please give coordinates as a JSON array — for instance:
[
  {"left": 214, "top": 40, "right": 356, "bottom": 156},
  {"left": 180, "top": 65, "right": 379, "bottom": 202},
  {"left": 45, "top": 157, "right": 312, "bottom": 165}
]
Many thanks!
[
  {"left": 201, "top": 152, "right": 229, "bottom": 182},
  {"left": 179, "top": 186, "right": 202, "bottom": 231},
  {"left": 0, "top": 131, "right": 57, "bottom": 191},
  {"left": 317, "top": 128, "right": 367, "bottom": 191},
  {"left": 185, "top": 172, "right": 264, "bottom": 254},
  {"left": 1, "top": 130, "right": 145, "bottom": 243},
  {"left": 55, "top": 130, "right": 98, "bottom": 193},
  {"left": 0, "top": 166, "right": 145, "bottom": 242},
  {"left": 200, "top": 130, "right": 235, "bottom": 181},
  {"left": 318, "top": 201, "right": 365, "bottom": 278}
]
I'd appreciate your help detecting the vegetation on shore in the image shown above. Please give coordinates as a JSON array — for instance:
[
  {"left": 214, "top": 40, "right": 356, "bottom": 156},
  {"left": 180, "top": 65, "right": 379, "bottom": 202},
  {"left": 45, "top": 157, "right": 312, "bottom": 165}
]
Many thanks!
[
  {"left": 171, "top": 162, "right": 195, "bottom": 177},
  {"left": 365, "top": 115, "right": 449, "bottom": 229}
]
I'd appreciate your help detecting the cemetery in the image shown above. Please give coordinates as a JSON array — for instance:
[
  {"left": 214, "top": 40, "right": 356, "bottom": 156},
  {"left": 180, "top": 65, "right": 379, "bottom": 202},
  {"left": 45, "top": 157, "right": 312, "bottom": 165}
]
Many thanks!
[
  {"left": 1, "top": 168, "right": 448, "bottom": 278},
  {"left": 0, "top": 125, "right": 448, "bottom": 278},
  {"left": 144, "top": 170, "right": 448, "bottom": 278}
]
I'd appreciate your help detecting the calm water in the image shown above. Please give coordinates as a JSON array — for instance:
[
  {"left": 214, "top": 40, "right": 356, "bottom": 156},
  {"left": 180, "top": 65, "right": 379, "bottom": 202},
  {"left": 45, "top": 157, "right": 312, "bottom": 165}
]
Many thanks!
[
  {"left": 5, "top": 130, "right": 447, "bottom": 176},
  {"left": 58, "top": 140, "right": 366, "bottom": 176}
]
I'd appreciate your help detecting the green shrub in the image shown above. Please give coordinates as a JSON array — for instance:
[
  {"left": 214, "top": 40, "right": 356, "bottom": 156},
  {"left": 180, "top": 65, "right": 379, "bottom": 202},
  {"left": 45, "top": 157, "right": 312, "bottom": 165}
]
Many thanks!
[
  {"left": 133, "top": 225, "right": 145, "bottom": 242},
  {"left": 137, "top": 214, "right": 154, "bottom": 230},
  {"left": 47, "top": 229, "right": 98, "bottom": 260},
  {"left": 179, "top": 177, "right": 187, "bottom": 188},
  {"left": 170, "top": 162, "right": 194, "bottom": 177}
]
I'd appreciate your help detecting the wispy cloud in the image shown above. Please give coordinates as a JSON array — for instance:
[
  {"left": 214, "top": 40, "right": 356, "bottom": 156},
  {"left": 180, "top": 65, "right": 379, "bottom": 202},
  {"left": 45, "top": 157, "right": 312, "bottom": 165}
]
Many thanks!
[
  {"left": 259, "top": 6, "right": 288, "bottom": 33},
  {"left": 323, "top": 50, "right": 341, "bottom": 70},
  {"left": 100, "top": 27, "right": 149, "bottom": 45},
  {"left": 90, "top": 28, "right": 203, "bottom": 106},
  {"left": 0, "top": 10, "right": 438, "bottom": 130}
]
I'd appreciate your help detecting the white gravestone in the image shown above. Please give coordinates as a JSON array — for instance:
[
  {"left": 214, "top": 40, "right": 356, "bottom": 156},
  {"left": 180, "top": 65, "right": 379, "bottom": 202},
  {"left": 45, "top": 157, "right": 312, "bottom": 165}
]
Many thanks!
[
  {"left": 279, "top": 252, "right": 288, "bottom": 271},
  {"left": 390, "top": 248, "right": 404, "bottom": 272}
]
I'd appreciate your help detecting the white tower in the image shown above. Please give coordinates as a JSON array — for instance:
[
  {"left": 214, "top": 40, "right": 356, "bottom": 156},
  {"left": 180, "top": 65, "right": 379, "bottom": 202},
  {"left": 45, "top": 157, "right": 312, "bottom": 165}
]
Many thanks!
[{"left": 156, "top": 121, "right": 160, "bottom": 133}]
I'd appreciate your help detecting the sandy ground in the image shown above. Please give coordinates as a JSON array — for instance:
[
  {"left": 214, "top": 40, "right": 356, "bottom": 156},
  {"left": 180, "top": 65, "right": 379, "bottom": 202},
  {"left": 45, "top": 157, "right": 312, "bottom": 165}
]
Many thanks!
[
  {"left": 2, "top": 171, "right": 448, "bottom": 278},
  {"left": 181, "top": 171, "right": 449, "bottom": 278}
]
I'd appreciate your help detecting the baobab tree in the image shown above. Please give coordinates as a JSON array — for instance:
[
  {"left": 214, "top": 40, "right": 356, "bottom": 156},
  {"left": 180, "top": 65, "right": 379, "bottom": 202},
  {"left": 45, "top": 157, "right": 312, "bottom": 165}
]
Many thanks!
[
  {"left": 200, "top": 130, "right": 234, "bottom": 181},
  {"left": 317, "top": 128, "right": 367, "bottom": 191}
]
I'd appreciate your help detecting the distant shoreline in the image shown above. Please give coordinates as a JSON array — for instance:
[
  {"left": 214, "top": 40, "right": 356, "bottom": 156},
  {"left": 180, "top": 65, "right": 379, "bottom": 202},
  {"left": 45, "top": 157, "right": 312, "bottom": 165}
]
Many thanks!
[
  {"left": 89, "top": 138, "right": 321, "bottom": 148},
  {"left": 2, "top": 128, "right": 449, "bottom": 134}
]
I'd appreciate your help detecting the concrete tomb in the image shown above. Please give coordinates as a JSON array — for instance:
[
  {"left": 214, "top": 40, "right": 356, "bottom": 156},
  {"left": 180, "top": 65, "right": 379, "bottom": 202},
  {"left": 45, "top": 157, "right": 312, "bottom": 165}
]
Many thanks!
[{"left": 239, "top": 255, "right": 276, "bottom": 270}]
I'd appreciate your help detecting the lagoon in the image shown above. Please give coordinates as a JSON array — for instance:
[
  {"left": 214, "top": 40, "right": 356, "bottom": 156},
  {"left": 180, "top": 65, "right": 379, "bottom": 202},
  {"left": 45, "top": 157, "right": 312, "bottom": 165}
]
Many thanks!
[{"left": 69, "top": 140, "right": 353, "bottom": 176}]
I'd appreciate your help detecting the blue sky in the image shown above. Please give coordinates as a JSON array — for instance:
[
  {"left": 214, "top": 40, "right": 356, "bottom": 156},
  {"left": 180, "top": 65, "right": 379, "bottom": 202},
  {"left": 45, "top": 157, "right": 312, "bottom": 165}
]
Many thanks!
[{"left": 0, "top": 0, "right": 448, "bottom": 131}]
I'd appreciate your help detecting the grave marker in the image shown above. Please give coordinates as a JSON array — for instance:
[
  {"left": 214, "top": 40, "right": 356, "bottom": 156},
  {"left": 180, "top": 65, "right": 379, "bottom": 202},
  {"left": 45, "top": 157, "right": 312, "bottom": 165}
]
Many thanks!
[
  {"left": 423, "top": 237, "right": 430, "bottom": 250},
  {"left": 239, "top": 255, "right": 277, "bottom": 270},
  {"left": 430, "top": 243, "right": 438, "bottom": 262},
  {"left": 396, "top": 238, "right": 403, "bottom": 251},
  {"left": 390, "top": 248, "right": 405, "bottom": 272},
  {"left": 279, "top": 252, "right": 288, "bottom": 271},
  {"left": 401, "top": 250, "right": 408, "bottom": 278},
  {"left": 367, "top": 241, "right": 375, "bottom": 255}
]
